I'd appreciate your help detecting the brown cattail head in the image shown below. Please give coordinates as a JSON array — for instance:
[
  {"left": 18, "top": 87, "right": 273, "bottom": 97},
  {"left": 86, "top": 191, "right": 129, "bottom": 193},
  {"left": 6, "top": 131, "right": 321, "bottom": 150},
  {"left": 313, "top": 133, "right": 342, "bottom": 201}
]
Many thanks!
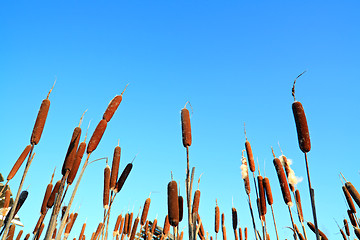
[
  {"left": 31, "top": 98, "right": 50, "bottom": 145},
  {"left": 103, "top": 164, "right": 111, "bottom": 209},
  {"left": 295, "top": 190, "right": 303, "bottom": 222},
  {"left": 192, "top": 189, "right": 201, "bottom": 214},
  {"left": 347, "top": 209, "right": 358, "bottom": 227},
  {"left": 345, "top": 182, "right": 360, "bottom": 208},
  {"left": 292, "top": 101, "right": 311, "bottom": 153},
  {"left": 263, "top": 177, "right": 273, "bottom": 205},
  {"left": 215, "top": 201, "right": 220, "bottom": 233},
  {"left": 244, "top": 227, "right": 248, "bottom": 240},
  {"left": 24, "top": 233, "right": 30, "bottom": 240},
  {"left": 68, "top": 141, "right": 86, "bottom": 185},
  {"left": 123, "top": 213, "right": 129, "bottom": 234},
  {"left": 14, "top": 190, "right": 28, "bottom": 216},
  {"left": 7, "top": 145, "right": 32, "bottom": 181},
  {"left": 343, "top": 186, "right": 357, "bottom": 213},
  {"left": 344, "top": 219, "right": 350, "bottom": 236},
  {"left": 178, "top": 195, "right": 183, "bottom": 222},
  {"left": 307, "top": 222, "right": 328, "bottom": 240},
  {"left": 127, "top": 212, "right": 133, "bottom": 236},
  {"left": 245, "top": 141, "right": 255, "bottom": 172},
  {"left": 35, "top": 223, "right": 45, "bottom": 240},
  {"left": 273, "top": 157, "right": 292, "bottom": 206},
  {"left": 257, "top": 176, "right": 267, "bottom": 216},
  {"left": 8, "top": 224, "right": 16, "bottom": 240},
  {"left": 114, "top": 163, "right": 133, "bottom": 193},
  {"left": 15, "top": 230, "right": 23, "bottom": 240},
  {"left": 355, "top": 228, "right": 360, "bottom": 239},
  {"left": 114, "top": 215, "right": 122, "bottom": 236},
  {"left": 47, "top": 180, "right": 61, "bottom": 208},
  {"left": 33, "top": 214, "right": 45, "bottom": 234},
  {"left": 241, "top": 150, "right": 250, "bottom": 195},
  {"left": 167, "top": 180, "right": 179, "bottom": 226},
  {"left": 221, "top": 213, "right": 225, "bottom": 226},
  {"left": 93, "top": 223, "right": 103, "bottom": 240},
  {"left": 87, "top": 119, "right": 107, "bottom": 154},
  {"left": 62, "top": 127, "right": 81, "bottom": 175},
  {"left": 151, "top": 218, "right": 157, "bottom": 234},
  {"left": 340, "top": 228, "right": 347, "bottom": 240},
  {"left": 179, "top": 231, "right": 184, "bottom": 240},
  {"left": 239, "top": 228, "right": 242, "bottom": 240},
  {"left": 103, "top": 95, "right": 123, "bottom": 122},
  {"left": 222, "top": 225, "right": 227, "bottom": 240},
  {"left": 119, "top": 216, "right": 125, "bottom": 234},
  {"left": 129, "top": 217, "right": 140, "bottom": 240},
  {"left": 231, "top": 207, "right": 237, "bottom": 230},
  {"left": 40, "top": 183, "right": 53, "bottom": 215},
  {"left": 79, "top": 222, "right": 86, "bottom": 240},
  {"left": 163, "top": 215, "right": 170, "bottom": 235},
  {"left": 181, "top": 106, "right": 192, "bottom": 147},
  {"left": 110, "top": 146, "right": 121, "bottom": 190},
  {"left": 141, "top": 198, "right": 151, "bottom": 226},
  {"left": 144, "top": 220, "right": 149, "bottom": 239},
  {"left": 65, "top": 213, "right": 76, "bottom": 236}
]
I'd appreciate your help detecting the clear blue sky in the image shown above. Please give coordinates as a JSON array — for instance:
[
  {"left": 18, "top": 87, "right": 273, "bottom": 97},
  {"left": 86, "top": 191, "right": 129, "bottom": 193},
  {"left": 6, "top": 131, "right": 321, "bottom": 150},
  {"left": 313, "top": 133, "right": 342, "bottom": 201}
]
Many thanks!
[{"left": 1, "top": 1, "right": 360, "bottom": 240}]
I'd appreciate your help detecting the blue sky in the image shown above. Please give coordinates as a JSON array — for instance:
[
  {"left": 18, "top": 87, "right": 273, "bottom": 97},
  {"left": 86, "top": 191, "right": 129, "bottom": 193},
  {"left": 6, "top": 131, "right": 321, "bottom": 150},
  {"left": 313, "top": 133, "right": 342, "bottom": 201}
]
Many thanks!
[{"left": 1, "top": 1, "right": 360, "bottom": 240}]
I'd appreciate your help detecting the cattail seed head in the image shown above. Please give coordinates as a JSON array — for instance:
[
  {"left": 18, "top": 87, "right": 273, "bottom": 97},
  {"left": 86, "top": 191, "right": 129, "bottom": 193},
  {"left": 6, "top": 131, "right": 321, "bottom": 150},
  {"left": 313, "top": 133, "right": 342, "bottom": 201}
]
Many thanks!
[
  {"left": 103, "top": 164, "right": 111, "bottom": 209},
  {"left": 343, "top": 186, "right": 356, "bottom": 213},
  {"left": 245, "top": 141, "right": 255, "bottom": 172},
  {"left": 163, "top": 215, "right": 170, "bottom": 235},
  {"left": 244, "top": 227, "right": 248, "bottom": 240},
  {"left": 15, "top": 230, "right": 23, "bottom": 240},
  {"left": 263, "top": 177, "right": 273, "bottom": 205},
  {"left": 141, "top": 198, "right": 151, "bottom": 226},
  {"left": 114, "top": 163, "right": 133, "bottom": 193},
  {"left": 292, "top": 101, "right": 311, "bottom": 153},
  {"left": 41, "top": 183, "right": 52, "bottom": 215},
  {"left": 151, "top": 219, "right": 157, "bottom": 234},
  {"left": 192, "top": 189, "right": 201, "bottom": 214},
  {"left": 215, "top": 203, "right": 220, "bottom": 233},
  {"left": 307, "top": 222, "right": 328, "bottom": 240},
  {"left": 181, "top": 107, "right": 192, "bottom": 147},
  {"left": 31, "top": 98, "right": 50, "bottom": 145},
  {"left": 7, "top": 145, "right": 32, "bottom": 181},
  {"left": 257, "top": 176, "right": 266, "bottom": 216},
  {"left": 24, "top": 233, "right": 30, "bottom": 240},
  {"left": 239, "top": 228, "right": 242, "bottom": 240},
  {"left": 79, "top": 223, "right": 86, "bottom": 240},
  {"left": 222, "top": 225, "right": 227, "bottom": 240},
  {"left": 344, "top": 219, "right": 350, "bottom": 236},
  {"left": 231, "top": 207, "right": 237, "bottom": 231},
  {"left": 295, "top": 190, "right": 303, "bottom": 222},
  {"left": 8, "top": 224, "right": 16, "bottom": 240},
  {"left": 62, "top": 127, "right": 81, "bottom": 175},
  {"left": 221, "top": 213, "right": 225, "bottom": 226},
  {"left": 103, "top": 95, "right": 123, "bottom": 122},
  {"left": 178, "top": 196, "right": 183, "bottom": 222},
  {"left": 47, "top": 180, "right": 61, "bottom": 208},
  {"left": 167, "top": 181, "right": 179, "bottom": 226},
  {"left": 129, "top": 217, "right": 139, "bottom": 240},
  {"left": 345, "top": 181, "right": 360, "bottom": 209},
  {"left": 110, "top": 146, "right": 121, "bottom": 190},
  {"left": 347, "top": 209, "right": 358, "bottom": 227},
  {"left": 273, "top": 157, "right": 292, "bottom": 206},
  {"left": 127, "top": 212, "right": 133, "bottom": 236},
  {"left": 87, "top": 119, "right": 107, "bottom": 154},
  {"left": 68, "top": 141, "right": 86, "bottom": 185}
]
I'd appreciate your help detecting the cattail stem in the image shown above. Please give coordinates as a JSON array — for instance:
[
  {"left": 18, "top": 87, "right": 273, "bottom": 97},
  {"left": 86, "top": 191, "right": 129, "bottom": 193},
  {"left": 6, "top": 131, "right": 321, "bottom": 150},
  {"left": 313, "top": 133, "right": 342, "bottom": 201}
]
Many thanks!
[
  {"left": 247, "top": 194, "right": 259, "bottom": 240},
  {"left": 0, "top": 181, "right": 9, "bottom": 197},
  {"left": 287, "top": 205, "right": 297, "bottom": 240},
  {"left": 1, "top": 146, "right": 34, "bottom": 240},
  {"left": 304, "top": 153, "right": 320, "bottom": 240},
  {"left": 54, "top": 154, "right": 91, "bottom": 240},
  {"left": 270, "top": 205, "right": 279, "bottom": 240}
]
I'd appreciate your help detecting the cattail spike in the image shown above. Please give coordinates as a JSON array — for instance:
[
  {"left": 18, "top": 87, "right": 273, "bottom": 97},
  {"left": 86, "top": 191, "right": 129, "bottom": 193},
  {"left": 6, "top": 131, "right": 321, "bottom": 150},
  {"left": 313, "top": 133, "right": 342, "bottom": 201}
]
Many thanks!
[
  {"left": 340, "top": 172, "right": 348, "bottom": 182},
  {"left": 271, "top": 147, "right": 275, "bottom": 158},
  {"left": 47, "top": 79, "right": 56, "bottom": 99},
  {"left": 292, "top": 70, "right": 307, "bottom": 101},
  {"left": 121, "top": 84, "right": 129, "bottom": 96},
  {"left": 78, "top": 109, "right": 87, "bottom": 128},
  {"left": 51, "top": 167, "right": 56, "bottom": 184},
  {"left": 244, "top": 123, "right": 247, "bottom": 140}
]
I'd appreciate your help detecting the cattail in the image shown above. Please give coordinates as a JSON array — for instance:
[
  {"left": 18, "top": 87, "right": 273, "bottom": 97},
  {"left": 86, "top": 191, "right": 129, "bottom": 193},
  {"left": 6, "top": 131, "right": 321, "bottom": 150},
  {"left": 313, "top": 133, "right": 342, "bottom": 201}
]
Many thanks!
[
  {"left": 345, "top": 182, "right": 360, "bottom": 208},
  {"left": 103, "top": 164, "right": 111, "bottom": 209},
  {"left": 13, "top": 190, "right": 28, "bottom": 217},
  {"left": 192, "top": 189, "right": 201, "bottom": 214},
  {"left": 123, "top": 213, "right": 129, "bottom": 235},
  {"left": 68, "top": 141, "right": 86, "bottom": 185},
  {"left": 143, "top": 220, "right": 149, "bottom": 240},
  {"left": 178, "top": 195, "right": 183, "bottom": 222},
  {"left": 179, "top": 231, "right": 184, "bottom": 240},
  {"left": 343, "top": 186, "right": 357, "bottom": 213},
  {"left": 355, "top": 228, "right": 360, "bottom": 239},
  {"left": 67, "top": 212, "right": 78, "bottom": 237},
  {"left": 119, "top": 216, "right": 125, "bottom": 234},
  {"left": 292, "top": 100, "right": 311, "bottom": 153},
  {"left": 87, "top": 119, "right": 107, "bottom": 154},
  {"left": 129, "top": 217, "right": 140, "bottom": 240},
  {"left": 295, "top": 190, "right": 303, "bottom": 222},
  {"left": 222, "top": 225, "right": 227, "bottom": 240},
  {"left": 215, "top": 201, "right": 220, "bottom": 233},
  {"left": 307, "top": 222, "right": 328, "bottom": 240},
  {"left": 93, "top": 223, "right": 103, "bottom": 240},
  {"left": 163, "top": 215, "right": 170, "bottom": 236},
  {"left": 7, "top": 145, "right": 32, "bottom": 181},
  {"left": 127, "top": 213, "right": 134, "bottom": 236},
  {"left": 197, "top": 213, "right": 205, "bottom": 240},
  {"left": 114, "top": 215, "right": 122, "bottom": 236},
  {"left": 239, "top": 228, "right": 242, "bottom": 240},
  {"left": 273, "top": 157, "right": 292, "bottom": 206},
  {"left": 110, "top": 146, "right": 121, "bottom": 191},
  {"left": 47, "top": 180, "right": 61, "bottom": 208},
  {"left": 65, "top": 213, "right": 74, "bottom": 236},
  {"left": 244, "top": 228, "right": 248, "bottom": 240},
  {"left": 15, "top": 230, "right": 23, "bottom": 240},
  {"left": 61, "top": 206, "right": 68, "bottom": 221},
  {"left": 181, "top": 106, "right": 192, "bottom": 147},
  {"left": 2, "top": 189, "right": 11, "bottom": 216},
  {"left": 221, "top": 213, "right": 225, "bottom": 226},
  {"left": 41, "top": 184, "right": 53, "bottom": 215},
  {"left": 33, "top": 214, "right": 45, "bottom": 234},
  {"left": 31, "top": 97, "right": 50, "bottom": 145},
  {"left": 347, "top": 210, "right": 358, "bottom": 227},
  {"left": 151, "top": 219, "right": 157, "bottom": 234},
  {"left": 79, "top": 223, "right": 86, "bottom": 240},
  {"left": 141, "top": 198, "right": 151, "bottom": 226},
  {"left": 52, "top": 228, "right": 57, "bottom": 240},
  {"left": 266, "top": 233, "right": 270, "bottom": 240},
  {"left": 263, "top": 177, "right": 273, "bottom": 205},
  {"left": 103, "top": 86, "right": 127, "bottom": 122},
  {"left": 245, "top": 141, "right": 255, "bottom": 173},
  {"left": 8, "top": 224, "right": 16, "bottom": 240},
  {"left": 232, "top": 207, "right": 237, "bottom": 230},
  {"left": 90, "top": 232, "right": 95, "bottom": 240},
  {"left": 62, "top": 127, "right": 81, "bottom": 175},
  {"left": 340, "top": 228, "right": 347, "bottom": 240},
  {"left": 257, "top": 176, "right": 266, "bottom": 216},
  {"left": 114, "top": 163, "right": 133, "bottom": 193},
  {"left": 240, "top": 150, "right": 250, "bottom": 195},
  {"left": 344, "top": 219, "right": 350, "bottom": 236},
  {"left": 35, "top": 223, "right": 45, "bottom": 240},
  {"left": 23, "top": 234, "right": 30, "bottom": 240}
]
